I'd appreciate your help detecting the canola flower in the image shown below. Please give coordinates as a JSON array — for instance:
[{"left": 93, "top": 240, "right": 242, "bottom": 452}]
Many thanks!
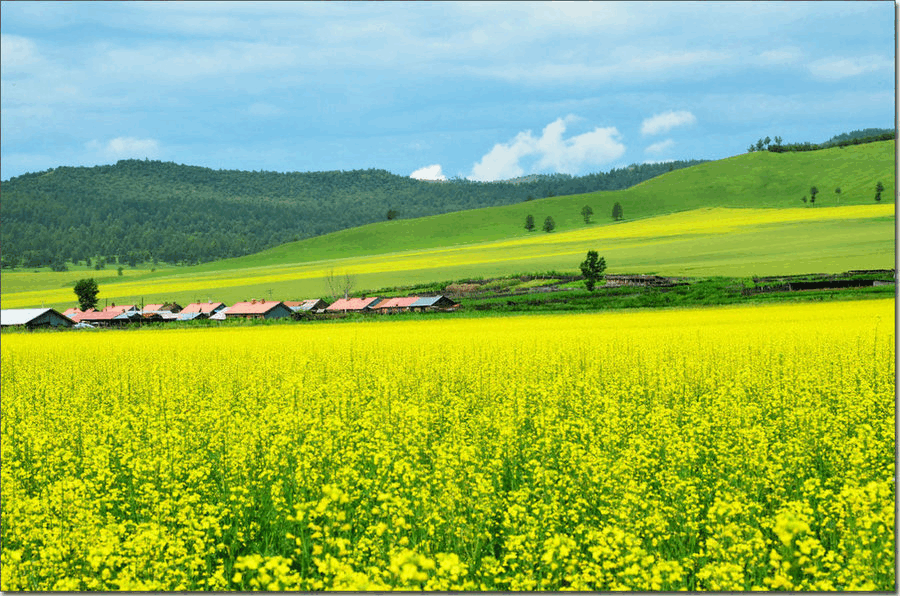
[{"left": 1, "top": 299, "right": 894, "bottom": 590}]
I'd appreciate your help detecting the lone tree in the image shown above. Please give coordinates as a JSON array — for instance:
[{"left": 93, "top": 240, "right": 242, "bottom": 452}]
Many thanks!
[
  {"left": 835, "top": 186, "right": 841, "bottom": 204},
  {"left": 581, "top": 205, "right": 594, "bottom": 224},
  {"left": 579, "top": 250, "right": 607, "bottom": 292},
  {"left": 809, "top": 186, "right": 819, "bottom": 204},
  {"left": 525, "top": 214, "right": 535, "bottom": 232},
  {"left": 543, "top": 216, "right": 555, "bottom": 233},
  {"left": 73, "top": 278, "right": 99, "bottom": 310},
  {"left": 612, "top": 202, "right": 624, "bottom": 221},
  {"left": 875, "top": 181, "right": 884, "bottom": 202},
  {"left": 801, "top": 195, "right": 807, "bottom": 204}
]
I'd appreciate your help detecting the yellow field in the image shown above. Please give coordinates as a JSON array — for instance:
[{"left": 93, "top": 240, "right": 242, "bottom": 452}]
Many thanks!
[
  {"left": 1, "top": 299, "right": 895, "bottom": 590},
  {"left": 1, "top": 204, "right": 894, "bottom": 309}
]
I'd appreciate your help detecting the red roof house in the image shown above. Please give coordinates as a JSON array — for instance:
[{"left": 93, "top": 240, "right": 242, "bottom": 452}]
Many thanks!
[
  {"left": 181, "top": 302, "right": 226, "bottom": 315},
  {"left": 224, "top": 300, "right": 293, "bottom": 320},
  {"left": 370, "top": 296, "right": 419, "bottom": 313},
  {"left": 325, "top": 297, "right": 381, "bottom": 313}
]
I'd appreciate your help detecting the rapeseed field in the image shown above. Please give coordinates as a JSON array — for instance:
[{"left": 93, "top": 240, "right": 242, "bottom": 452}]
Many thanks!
[{"left": 1, "top": 299, "right": 894, "bottom": 590}]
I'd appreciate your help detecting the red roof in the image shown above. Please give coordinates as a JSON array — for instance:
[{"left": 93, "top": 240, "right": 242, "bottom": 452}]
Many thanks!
[
  {"left": 63, "top": 307, "right": 82, "bottom": 317},
  {"left": 326, "top": 297, "right": 380, "bottom": 311},
  {"left": 181, "top": 302, "right": 225, "bottom": 314},
  {"left": 103, "top": 304, "right": 136, "bottom": 314},
  {"left": 371, "top": 296, "right": 419, "bottom": 309},
  {"left": 226, "top": 300, "right": 288, "bottom": 315},
  {"left": 142, "top": 304, "right": 165, "bottom": 312},
  {"left": 79, "top": 309, "right": 126, "bottom": 321}
]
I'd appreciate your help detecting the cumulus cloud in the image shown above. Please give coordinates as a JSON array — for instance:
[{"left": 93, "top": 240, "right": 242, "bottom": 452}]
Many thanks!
[
  {"left": 641, "top": 110, "right": 696, "bottom": 136},
  {"left": 410, "top": 164, "right": 447, "bottom": 181},
  {"left": 645, "top": 139, "right": 675, "bottom": 155},
  {"left": 86, "top": 137, "right": 160, "bottom": 160},
  {"left": 808, "top": 55, "right": 892, "bottom": 81},
  {"left": 469, "top": 116, "right": 625, "bottom": 182}
]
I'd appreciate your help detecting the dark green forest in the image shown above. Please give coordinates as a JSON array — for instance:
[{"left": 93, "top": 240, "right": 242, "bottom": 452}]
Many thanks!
[{"left": 1, "top": 159, "right": 704, "bottom": 268}]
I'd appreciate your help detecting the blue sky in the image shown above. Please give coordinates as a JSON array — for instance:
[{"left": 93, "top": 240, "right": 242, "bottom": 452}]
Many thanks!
[{"left": 1, "top": 1, "right": 895, "bottom": 182}]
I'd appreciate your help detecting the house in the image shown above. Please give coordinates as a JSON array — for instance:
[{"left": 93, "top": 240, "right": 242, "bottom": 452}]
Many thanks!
[
  {"left": 63, "top": 307, "right": 84, "bottom": 321},
  {"left": 181, "top": 301, "right": 227, "bottom": 315},
  {"left": 370, "top": 296, "right": 420, "bottom": 314},
  {"left": 77, "top": 309, "right": 133, "bottom": 326},
  {"left": 325, "top": 297, "right": 381, "bottom": 313},
  {"left": 142, "top": 302, "right": 183, "bottom": 314},
  {"left": 409, "top": 295, "right": 458, "bottom": 312},
  {"left": 1, "top": 308, "right": 74, "bottom": 329},
  {"left": 284, "top": 299, "right": 330, "bottom": 313},
  {"left": 224, "top": 300, "right": 293, "bottom": 320}
]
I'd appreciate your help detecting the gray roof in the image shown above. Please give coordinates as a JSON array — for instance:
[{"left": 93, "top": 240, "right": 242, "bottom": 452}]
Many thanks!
[
  {"left": 409, "top": 296, "right": 452, "bottom": 308},
  {"left": 1, "top": 308, "right": 70, "bottom": 326}
]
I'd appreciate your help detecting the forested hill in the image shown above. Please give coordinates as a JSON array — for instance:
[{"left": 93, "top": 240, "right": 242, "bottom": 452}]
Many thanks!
[{"left": 1, "top": 158, "right": 704, "bottom": 268}]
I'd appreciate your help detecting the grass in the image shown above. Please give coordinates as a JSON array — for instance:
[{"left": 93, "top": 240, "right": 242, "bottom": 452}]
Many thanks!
[
  {"left": 2, "top": 141, "right": 894, "bottom": 310},
  {"left": 2, "top": 204, "right": 893, "bottom": 310}
]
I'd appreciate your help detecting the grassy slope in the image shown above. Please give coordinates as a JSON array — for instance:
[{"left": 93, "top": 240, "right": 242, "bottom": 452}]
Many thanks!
[
  {"left": 2, "top": 142, "right": 894, "bottom": 309},
  {"left": 194, "top": 140, "right": 894, "bottom": 269}
]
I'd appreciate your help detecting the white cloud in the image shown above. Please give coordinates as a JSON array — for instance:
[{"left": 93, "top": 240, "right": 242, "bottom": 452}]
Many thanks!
[
  {"left": 410, "top": 164, "right": 447, "bottom": 181},
  {"left": 645, "top": 139, "right": 675, "bottom": 155},
  {"left": 469, "top": 116, "right": 625, "bottom": 181},
  {"left": 641, "top": 110, "right": 697, "bottom": 136},
  {"left": 808, "top": 55, "right": 892, "bottom": 81},
  {"left": 86, "top": 137, "right": 160, "bottom": 160}
]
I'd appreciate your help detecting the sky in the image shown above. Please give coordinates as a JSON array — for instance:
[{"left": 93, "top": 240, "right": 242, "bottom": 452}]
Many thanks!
[{"left": 1, "top": 1, "right": 895, "bottom": 182}]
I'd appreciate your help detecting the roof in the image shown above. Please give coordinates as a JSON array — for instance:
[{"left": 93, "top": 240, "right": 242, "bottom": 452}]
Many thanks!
[
  {"left": 79, "top": 310, "right": 130, "bottom": 322},
  {"left": 326, "top": 297, "right": 380, "bottom": 311},
  {"left": 226, "top": 300, "right": 289, "bottom": 315},
  {"left": 63, "top": 307, "right": 82, "bottom": 317},
  {"left": 143, "top": 304, "right": 165, "bottom": 312},
  {"left": 102, "top": 304, "right": 138, "bottom": 315},
  {"left": 1, "top": 308, "right": 72, "bottom": 326},
  {"left": 284, "top": 299, "right": 328, "bottom": 311},
  {"left": 410, "top": 295, "right": 455, "bottom": 308},
  {"left": 371, "top": 296, "right": 420, "bottom": 309},
  {"left": 181, "top": 302, "right": 225, "bottom": 314}
]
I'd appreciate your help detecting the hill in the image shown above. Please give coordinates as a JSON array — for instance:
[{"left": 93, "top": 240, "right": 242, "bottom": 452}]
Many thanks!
[
  {"left": 1, "top": 141, "right": 893, "bottom": 310},
  {"left": 0, "top": 158, "right": 703, "bottom": 269}
]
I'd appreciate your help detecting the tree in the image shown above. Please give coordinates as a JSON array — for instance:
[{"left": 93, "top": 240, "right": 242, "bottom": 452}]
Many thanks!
[
  {"left": 325, "top": 268, "right": 356, "bottom": 300},
  {"left": 747, "top": 145, "right": 756, "bottom": 153},
  {"left": 542, "top": 216, "right": 555, "bottom": 233},
  {"left": 801, "top": 196, "right": 807, "bottom": 204},
  {"left": 763, "top": 136, "right": 771, "bottom": 149},
  {"left": 525, "top": 214, "right": 535, "bottom": 232},
  {"left": 834, "top": 186, "right": 841, "bottom": 205},
  {"left": 386, "top": 209, "right": 399, "bottom": 220},
  {"left": 581, "top": 205, "right": 594, "bottom": 224},
  {"left": 612, "top": 202, "right": 624, "bottom": 221},
  {"left": 774, "top": 136, "right": 782, "bottom": 147},
  {"left": 756, "top": 139, "right": 765, "bottom": 152},
  {"left": 579, "top": 250, "right": 607, "bottom": 292},
  {"left": 74, "top": 278, "right": 99, "bottom": 310},
  {"left": 875, "top": 181, "right": 884, "bottom": 202},
  {"left": 809, "top": 186, "right": 819, "bottom": 204}
]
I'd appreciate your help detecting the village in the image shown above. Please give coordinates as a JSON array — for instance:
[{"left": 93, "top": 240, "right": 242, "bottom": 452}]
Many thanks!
[{"left": 0, "top": 294, "right": 460, "bottom": 330}]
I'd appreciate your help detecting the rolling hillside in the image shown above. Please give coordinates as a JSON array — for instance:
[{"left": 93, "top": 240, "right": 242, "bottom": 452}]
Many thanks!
[
  {"left": 2, "top": 141, "right": 893, "bottom": 311},
  {"left": 0, "top": 158, "right": 703, "bottom": 268}
]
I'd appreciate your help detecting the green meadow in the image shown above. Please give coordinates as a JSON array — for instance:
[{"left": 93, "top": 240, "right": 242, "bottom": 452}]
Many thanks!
[{"left": 2, "top": 142, "right": 894, "bottom": 310}]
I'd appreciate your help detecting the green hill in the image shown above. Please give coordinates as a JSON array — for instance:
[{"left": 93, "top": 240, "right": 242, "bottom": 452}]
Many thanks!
[
  {"left": 0, "top": 158, "right": 703, "bottom": 269},
  {"left": 204, "top": 140, "right": 895, "bottom": 270}
]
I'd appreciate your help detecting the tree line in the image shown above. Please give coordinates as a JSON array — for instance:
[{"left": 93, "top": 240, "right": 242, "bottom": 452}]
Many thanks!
[
  {"left": 1, "top": 159, "right": 704, "bottom": 270},
  {"left": 748, "top": 128, "right": 893, "bottom": 154}
]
